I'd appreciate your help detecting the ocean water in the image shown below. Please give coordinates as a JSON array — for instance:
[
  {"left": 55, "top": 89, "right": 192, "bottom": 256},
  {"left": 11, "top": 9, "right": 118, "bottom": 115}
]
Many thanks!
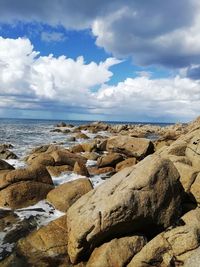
[{"left": 0, "top": 118, "right": 171, "bottom": 259}]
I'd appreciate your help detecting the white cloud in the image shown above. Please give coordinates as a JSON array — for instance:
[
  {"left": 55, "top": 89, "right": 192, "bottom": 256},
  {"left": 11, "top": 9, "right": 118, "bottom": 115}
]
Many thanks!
[
  {"left": 1, "top": 0, "right": 200, "bottom": 68},
  {"left": 1, "top": 36, "right": 200, "bottom": 122},
  {"left": 41, "top": 31, "right": 66, "bottom": 42}
]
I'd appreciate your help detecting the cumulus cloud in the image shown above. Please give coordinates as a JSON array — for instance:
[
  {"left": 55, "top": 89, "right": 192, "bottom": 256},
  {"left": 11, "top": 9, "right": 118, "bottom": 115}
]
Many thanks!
[
  {"left": 0, "top": 36, "right": 121, "bottom": 112},
  {"left": 0, "top": 0, "right": 200, "bottom": 68},
  {"left": 0, "top": 37, "right": 200, "bottom": 122}
]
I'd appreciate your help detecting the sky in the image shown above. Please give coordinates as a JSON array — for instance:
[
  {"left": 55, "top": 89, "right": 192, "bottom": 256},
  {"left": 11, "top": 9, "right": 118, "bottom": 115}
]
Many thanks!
[{"left": 0, "top": 0, "right": 200, "bottom": 122}]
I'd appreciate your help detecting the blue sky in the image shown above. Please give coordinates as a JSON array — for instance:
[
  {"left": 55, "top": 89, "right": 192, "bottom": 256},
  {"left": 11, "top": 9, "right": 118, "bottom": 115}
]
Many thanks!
[{"left": 0, "top": 0, "right": 200, "bottom": 122}]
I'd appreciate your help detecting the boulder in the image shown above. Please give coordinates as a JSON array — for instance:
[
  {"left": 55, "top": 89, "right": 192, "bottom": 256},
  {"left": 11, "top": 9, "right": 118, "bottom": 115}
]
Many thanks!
[
  {"left": 70, "top": 144, "right": 84, "bottom": 153},
  {"left": 82, "top": 152, "right": 99, "bottom": 161},
  {"left": 88, "top": 166, "right": 115, "bottom": 176},
  {"left": 86, "top": 236, "right": 146, "bottom": 267},
  {"left": 16, "top": 215, "right": 70, "bottom": 266},
  {"left": 75, "top": 133, "right": 89, "bottom": 140},
  {"left": 0, "top": 147, "right": 18, "bottom": 160},
  {"left": 0, "top": 165, "right": 54, "bottom": 208},
  {"left": 0, "top": 159, "right": 15, "bottom": 171},
  {"left": 185, "top": 134, "right": 200, "bottom": 170},
  {"left": 0, "top": 181, "right": 53, "bottom": 209},
  {"left": 46, "top": 165, "right": 73, "bottom": 176},
  {"left": 106, "top": 136, "right": 154, "bottom": 159},
  {"left": 47, "top": 179, "right": 93, "bottom": 212},
  {"left": 128, "top": 208, "right": 200, "bottom": 267},
  {"left": 51, "top": 150, "right": 87, "bottom": 167},
  {"left": 190, "top": 172, "right": 200, "bottom": 204},
  {"left": 173, "top": 162, "right": 199, "bottom": 192},
  {"left": 27, "top": 153, "right": 55, "bottom": 166},
  {"left": 116, "top": 158, "right": 136, "bottom": 172},
  {"left": 0, "top": 165, "right": 53, "bottom": 190},
  {"left": 81, "top": 142, "right": 97, "bottom": 152},
  {"left": 67, "top": 154, "right": 183, "bottom": 264},
  {"left": 97, "top": 153, "right": 123, "bottom": 168},
  {"left": 73, "top": 162, "right": 90, "bottom": 177}
]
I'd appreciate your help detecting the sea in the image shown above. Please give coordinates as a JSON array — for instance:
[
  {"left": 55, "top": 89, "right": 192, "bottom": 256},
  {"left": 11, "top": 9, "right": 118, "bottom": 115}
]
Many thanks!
[{"left": 0, "top": 118, "right": 172, "bottom": 260}]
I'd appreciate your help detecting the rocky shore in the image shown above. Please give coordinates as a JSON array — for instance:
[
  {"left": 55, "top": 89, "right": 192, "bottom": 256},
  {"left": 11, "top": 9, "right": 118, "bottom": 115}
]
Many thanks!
[{"left": 1, "top": 117, "right": 200, "bottom": 266}]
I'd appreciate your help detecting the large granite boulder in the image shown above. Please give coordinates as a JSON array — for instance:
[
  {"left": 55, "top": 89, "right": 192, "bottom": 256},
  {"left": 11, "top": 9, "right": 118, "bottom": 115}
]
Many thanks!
[
  {"left": 106, "top": 136, "right": 154, "bottom": 159},
  {"left": 67, "top": 154, "right": 183, "bottom": 263},
  {"left": 86, "top": 235, "right": 146, "bottom": 267},
  {"left": 128, "top": 208, "right": 200, "bottom": 267},
  {"left": 0, "top": 165, "right": 54, "bottom": 209},
  {"left": 47, "top": 178, "right": 93, "bottom": 212}
]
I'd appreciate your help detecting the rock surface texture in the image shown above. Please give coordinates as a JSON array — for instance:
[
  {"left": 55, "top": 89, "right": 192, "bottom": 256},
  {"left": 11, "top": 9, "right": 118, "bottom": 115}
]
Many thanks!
[{"left": 67, "top": 154, "right": 183, "bottom": 263}]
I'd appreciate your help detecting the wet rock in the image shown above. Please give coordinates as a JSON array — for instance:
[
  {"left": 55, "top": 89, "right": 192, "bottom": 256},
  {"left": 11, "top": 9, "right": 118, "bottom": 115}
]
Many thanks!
[
  {"left": 46, "top": 165, "right": 73, "bottom": 176},
  {"left": 97, "top": 153, "right": 124, "bottom": 168},
  {"left": 75, "top": 133, "right": 89, "bottom": 140},
  {"left": 0, "top": 147, "right": 18, "bottom": 160},
  {"left": 47, "top": 179, "right": 93, "bottom": 212},
  {"left": 106, "top": 136, "right": 154, "bottom": 160},
  {"left": 67, "top": 154, "right": 183, "bottom": 264},
  {"left": 73, "top": 162, "right": 90, "bottom": 177},
  {"left": 86, "top": 236, "right": 146, "bottom": 267},
  {"left": 0, "top": 159, "right": 15, "bottom": 171}
]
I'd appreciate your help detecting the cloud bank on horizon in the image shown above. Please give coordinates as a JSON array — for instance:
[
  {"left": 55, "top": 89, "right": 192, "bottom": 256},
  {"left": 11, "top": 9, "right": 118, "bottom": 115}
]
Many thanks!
[{"left": 0, "top": 0, "right": 200, "bottom": 122}]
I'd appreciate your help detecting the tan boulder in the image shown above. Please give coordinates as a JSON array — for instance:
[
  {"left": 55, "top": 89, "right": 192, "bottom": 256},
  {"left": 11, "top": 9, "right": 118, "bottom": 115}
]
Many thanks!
[
  {"left": 81, "top": 142, "right": 97, "bottom": 152},
  {"left": 0, "top": 181, "right": 53, "bottom": 209},
  {"left": 70, "top": 144, "right": 84, "bottom": 153},
  {"left": 128, "top": 208, "right": 200, "bottom": 267},
  {"left": 67, "top": 154, "right": 183, "bottom": 264},
  {"left": 47, "top": 178, "right": 93, "bottom": 212},
  {"left": 16, "top": 215, "right": 70, "bottom": 266},
  {"left": 97, "top": 153, "right": 123, "bottom": 168},
  {"left": 27, "top": 153, "right": 55, "bottom": 166},
  {"left": 173, "top": 162, "right": 199, "bottom": 192},
  {"left": 106, "top": 135, "right": 154, "bottom": 159},
  {"left": 0, "top": 165, "right": 53, "bottom": 208},
  {"left": 86, "top": 236, "right": 146, "bottom": 267},
  {"left": 73, "top": 162, "right": 89, "bottom": 177},
  {"left": 82, "top": 152, "right": 99, "bottom": 161},
  {"left": 190, "top": 172, "right": 200, "bottom": 204},
  {"left": 51, "top": 150, "right": 87, "bottom": 167},
  {"left": 185, "top": 133, "right": 200, "bottom": 169},
  {"left": 88, "top": 166, "right": 115, "bottom": 176},
  {"left": 116, "top": 158, "right": 136, "bottom": 172},
  {"left": 0, "top": 164, "right": 53, "bottom": 190},
  {"left": 0, "top": 159, "right": 15, "bottom": 170},
  {"left": 46, "top": 165, "right": 73, "bottom": 176}
]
